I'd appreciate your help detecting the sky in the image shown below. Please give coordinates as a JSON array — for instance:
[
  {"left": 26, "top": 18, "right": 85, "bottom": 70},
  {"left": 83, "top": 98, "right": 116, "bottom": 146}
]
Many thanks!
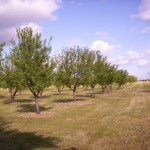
[{"left": 0, "top": 0, "right": 150, "bottom": 79}]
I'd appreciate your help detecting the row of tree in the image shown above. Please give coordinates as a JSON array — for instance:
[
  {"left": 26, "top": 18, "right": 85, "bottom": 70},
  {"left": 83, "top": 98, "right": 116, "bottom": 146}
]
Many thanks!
[{"left": 0, "top": 27, "right": 137, "bottom": 114}]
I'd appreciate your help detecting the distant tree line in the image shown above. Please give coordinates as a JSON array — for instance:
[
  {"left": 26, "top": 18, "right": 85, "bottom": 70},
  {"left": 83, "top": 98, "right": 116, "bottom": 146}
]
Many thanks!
[{"left": 0, "top": 27, "right": 137, "bottom": 114}]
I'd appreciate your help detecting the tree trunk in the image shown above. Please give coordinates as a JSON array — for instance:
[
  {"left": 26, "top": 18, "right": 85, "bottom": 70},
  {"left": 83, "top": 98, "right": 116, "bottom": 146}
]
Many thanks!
[
  {"left": 9, "top": 88, "right": 14, "bottom": 103},
  {"left": 9, "top": 89, "right": 14, "bottom": 103},
  {"left": 57, "top": 87, "right": 61, "bottom": 95},
  {"left": 101, "top": 85, "right": 105, "bottom": 94},
  {"left": 91, "top": 85, "right": 95, "bottom": 97},
  {"left": 109, "top": 84, "right": 112, "bottom": 91},
  {"left": 19, "top": 90, "right": 22, "bottom": 95},
  {"left": 34, "top": 95, "right": 40, "bottom": 114},
  {"left": 73, "top": 86, "right": 77, "bottom": 101},
  {"left": 13, "top": 89, "right": 18, "bottom": 101},
  {"left": 9, "top": 88, "right": 18, "bottom": 103},
  {"left": 118, "top": 84, "right": 121, "bottom": 89},
  {"left": 92, "top": 87, "right": 95, "bottom": 97}
]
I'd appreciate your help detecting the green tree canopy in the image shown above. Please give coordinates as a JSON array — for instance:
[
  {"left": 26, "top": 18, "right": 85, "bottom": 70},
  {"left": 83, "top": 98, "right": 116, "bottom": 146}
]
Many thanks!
[
  {"left": 57, "top": 47, "right": 95, "bottom": 101},
  {"left": 11, "top": 27, "right": 55, "bottom": 114}
]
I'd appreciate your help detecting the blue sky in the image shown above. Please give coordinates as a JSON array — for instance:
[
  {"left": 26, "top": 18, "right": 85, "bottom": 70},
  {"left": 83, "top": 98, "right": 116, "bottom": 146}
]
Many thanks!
[{"left": 0, "top": 0, "right": 150, "bottom": 79}]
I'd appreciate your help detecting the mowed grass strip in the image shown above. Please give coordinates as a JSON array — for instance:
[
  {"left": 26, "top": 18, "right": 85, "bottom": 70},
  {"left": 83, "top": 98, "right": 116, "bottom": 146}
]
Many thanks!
[{"left": 0, "top": 82, "right": 150, "bottom": 150}]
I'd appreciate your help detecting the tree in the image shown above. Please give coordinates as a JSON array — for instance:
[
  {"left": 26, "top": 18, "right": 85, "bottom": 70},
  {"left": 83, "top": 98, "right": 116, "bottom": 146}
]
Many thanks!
[
  {"left": 94, "top": 51, "right": 109, "bottom": 93},
  {"left": 57, "top": 47, "right": 94, "bottom": 101},
  {"left": 115, "top": 69, "right": 128, "bottom": 89},
  {"left": 0, "top": 42, "right": 5, "bottom": 84},
  {"left": 11, "top": 27, "right": 55, "bottom": 114},
  {"left": 127, "top": 75, "right": 137, "bottom": 83},
  {"left": 81, "top": 50, "right": 96, "bottom": 97},
  {"left": 104, "top": 63, "right": 118, "bottom": 91},
  {"left": 3, "top": 55, "right": 24, "bottom": 103},
  {"left": 54, "top": 65, "right": 65, "bottom": 95}
]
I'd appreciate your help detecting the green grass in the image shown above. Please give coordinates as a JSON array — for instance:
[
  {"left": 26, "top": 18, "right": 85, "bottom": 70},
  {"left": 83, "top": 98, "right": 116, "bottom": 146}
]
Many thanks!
[{"left": 0, "top": 82, "right": 150, "bottom": 150}]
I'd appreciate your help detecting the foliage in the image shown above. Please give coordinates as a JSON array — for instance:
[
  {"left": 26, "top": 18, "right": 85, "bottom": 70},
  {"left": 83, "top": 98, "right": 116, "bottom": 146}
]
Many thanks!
[
  {"left": 0, "top": 42, "right": 5, "bottom": 86},
  {"left": 94, "top": 52, "right": 111, "bottom": 93},
  {"left": 115, "top": 69, "right": 129, "bottom": 88},
  {"left": 53, "top": 64, "right": 65, "bottom": 95},
  {"left": 127, "top": 75, "right": 137, "bottom": 83},
  {"left": 11, "top": 27, "right": 55, "bottom": 113},
  {"left": 2, "top": 54, "right": 25, "bottom": 103},
  {"left": 0, "top": 27, "right": 138, "bottom": 109},
  {"left": 57, "top": 47, "right": 95, "bottom": 100}
]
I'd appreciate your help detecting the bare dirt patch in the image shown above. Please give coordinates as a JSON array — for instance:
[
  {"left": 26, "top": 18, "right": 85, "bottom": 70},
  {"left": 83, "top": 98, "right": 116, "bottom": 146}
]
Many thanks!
[{"left": 18, "top": 112, "right": 55, "bottom": 118}]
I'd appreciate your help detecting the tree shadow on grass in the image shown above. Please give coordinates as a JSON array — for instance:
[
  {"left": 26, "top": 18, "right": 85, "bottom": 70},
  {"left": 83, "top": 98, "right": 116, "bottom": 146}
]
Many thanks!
[
  {"left": 15, "top": 99, "right": 33, "bottom": 103},
  {"left": 66, "top": 147, "right": 79, "bottom": 150},
  {"left": 0, "top": 94, "right": 5, "bottom": 98},
  {"left": 141, "top": 90, "right": 150, "bottom": 93},
  {"left": 94, "top": 91, "right": 111, "bottom": 95},
  {"left": 3, "top": 99, "right": 33, "bottom": 105},
  {"left": 76, "top": 94, "right": 94, "bottom": 98},
  {"left": 17, "top": 104, "right": 53, "bottom": 113},
  {"left": 0, "top": 117, "right": 60, "bottom": 150},
  {"left": 53, "top": 98, "right": 86, "bottom": 103}
]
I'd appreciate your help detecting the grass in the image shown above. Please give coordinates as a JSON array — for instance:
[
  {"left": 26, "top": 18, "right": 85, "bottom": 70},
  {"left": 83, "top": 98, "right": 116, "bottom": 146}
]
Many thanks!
[{"left": 0, "top": 82, "right": 150, "bottom": 150}]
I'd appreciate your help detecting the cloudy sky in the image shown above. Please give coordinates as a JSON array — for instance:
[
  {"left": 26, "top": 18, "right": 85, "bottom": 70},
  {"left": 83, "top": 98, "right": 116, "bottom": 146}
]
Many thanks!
[{"left": 1, "top": 0, "right": 150, "bottom": 79}]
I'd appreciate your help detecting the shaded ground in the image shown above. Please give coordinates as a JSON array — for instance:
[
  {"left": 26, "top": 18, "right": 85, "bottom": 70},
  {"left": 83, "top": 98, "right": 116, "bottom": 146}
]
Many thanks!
[{"left": 0, "top": 117, "right": 60, "bottom": 150}]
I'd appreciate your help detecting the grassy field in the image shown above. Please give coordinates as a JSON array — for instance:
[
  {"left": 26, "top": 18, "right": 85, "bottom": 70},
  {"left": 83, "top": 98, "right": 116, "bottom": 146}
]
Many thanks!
[{"left": 0, "top": 82, "right": 150, "bottom": 150}]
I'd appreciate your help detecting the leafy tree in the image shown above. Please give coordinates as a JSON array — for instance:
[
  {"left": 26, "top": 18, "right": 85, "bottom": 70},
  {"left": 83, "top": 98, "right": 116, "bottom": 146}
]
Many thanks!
[
  {"left": 94, "top": 51, "right": 109, "bottom": 93},
  {"left": 58, "top": 47, "right": 94, "bottom": 101},
  {"left": 0, "top": 42, "right": 5, "bottom": 84},
  {"left": 0, "top": 42, "right": 5, "bottom": 61},
  {"left": 11, "top": 27, "right": 55, "bottom": 114},
  {"left": 54, "top": 65, "right": 65, "bottom": 95},
  {"left": 115, "top": 69, "right": 128, "bottom": 89},
  {"left": 91, "top": 51, "right": 118, "bottom": 93},
  {"left": 3, "top": 55, "right": 24, "bottom": 103},
  {"left": 104, "top": 63, "right": 118, "bottom": 91},
  {"left": 127, "top": 75, "right": 137, "bottom": 83},
  {"left": 81, "top": 50, "right": 97, "bottom": 97}
]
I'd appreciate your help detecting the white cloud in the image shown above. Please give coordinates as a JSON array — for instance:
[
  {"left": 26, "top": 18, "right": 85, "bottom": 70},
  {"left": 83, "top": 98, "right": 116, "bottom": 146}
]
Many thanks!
[
  {"left": 145, "top": 49, "right": 150, "bottom": 55},
  {"left": 0, "top": 23, "right": 42, "bottom": 43},
  {"left": 139, "top": 0, "right": 150, "bottom": 21},
  {"left": 0, "top": 27, "right": 16, "bottom": 43},
  {"left": 90, "top": 40, "right": 120, "bottom": 55},
  {"left": 110, "top": 49, "right": 150, "bottom": 67},
  {"left": 127, "top": 50, "right": 142, "bottom": 60},
  {"left": 109, "top": 56, "right": 129, "bottom": 65},
  {"left": 20, "top": 23, "right": 42, "bottom": 34},
  {"left": 137, "top": 59, "right": 149, "bottom": 66},
  {"left": 0, "top": 0, "right": 62, "bottom": 42},
  {"left": 133, "top": 0, "right": 150, "bottom": 21}
]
